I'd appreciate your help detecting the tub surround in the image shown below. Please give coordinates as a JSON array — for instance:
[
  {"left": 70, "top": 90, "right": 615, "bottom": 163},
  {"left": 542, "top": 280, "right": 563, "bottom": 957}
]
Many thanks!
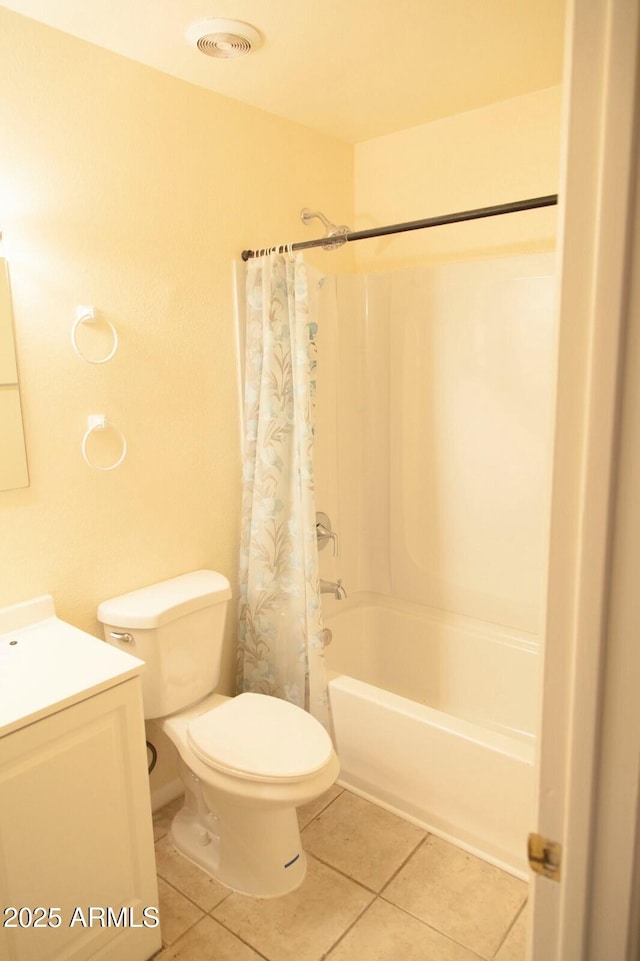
[{"left": 314, "top": 251, "right": 555, "bottom": 877}]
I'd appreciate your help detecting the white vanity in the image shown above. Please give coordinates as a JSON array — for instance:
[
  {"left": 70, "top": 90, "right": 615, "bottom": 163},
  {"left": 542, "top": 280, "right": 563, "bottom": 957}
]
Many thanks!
[{"left": 0, "top": 595, "right": 161, "bottom": 961}]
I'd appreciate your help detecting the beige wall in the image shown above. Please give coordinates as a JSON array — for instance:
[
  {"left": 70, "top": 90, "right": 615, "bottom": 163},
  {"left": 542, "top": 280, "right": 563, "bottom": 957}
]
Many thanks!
[
  {"left": 0, "top": 8, "right": 353, "bottom": 699},
  {"left": 353, "top": 86, "right": 562, "bottom": 271}
]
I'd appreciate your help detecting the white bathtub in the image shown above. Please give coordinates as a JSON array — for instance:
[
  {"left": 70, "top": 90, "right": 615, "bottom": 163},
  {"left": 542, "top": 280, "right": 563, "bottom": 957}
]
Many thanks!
[{"left": 323, "top": 594, "right": 539, "bottom": 877}]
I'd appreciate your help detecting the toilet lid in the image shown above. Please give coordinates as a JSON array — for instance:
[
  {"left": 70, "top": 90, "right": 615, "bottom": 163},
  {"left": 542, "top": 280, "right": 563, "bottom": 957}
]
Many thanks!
[{"left": 186, "top": 692, "right": 334, "bottom": 781}]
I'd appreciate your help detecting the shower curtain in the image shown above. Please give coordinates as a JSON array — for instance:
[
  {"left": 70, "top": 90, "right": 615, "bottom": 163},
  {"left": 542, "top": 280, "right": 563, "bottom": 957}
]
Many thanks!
[{"left": 237, "top": 251, "right": 330, "bottom": 730}]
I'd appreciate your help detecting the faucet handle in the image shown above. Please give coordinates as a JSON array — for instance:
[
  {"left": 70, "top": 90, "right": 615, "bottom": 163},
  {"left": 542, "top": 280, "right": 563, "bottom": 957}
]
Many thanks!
[
  {"left": 316, "top": 512, "right": 339, "bottom": 556},
  {"left": 320, "top": 529, "right": 338, "bottom": 556}
]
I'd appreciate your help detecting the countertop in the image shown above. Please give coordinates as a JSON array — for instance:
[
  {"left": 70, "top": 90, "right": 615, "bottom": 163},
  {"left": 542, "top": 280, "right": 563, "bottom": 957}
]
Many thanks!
[{"left": 0, "top": 594, "right": 144, "bottom": 738}]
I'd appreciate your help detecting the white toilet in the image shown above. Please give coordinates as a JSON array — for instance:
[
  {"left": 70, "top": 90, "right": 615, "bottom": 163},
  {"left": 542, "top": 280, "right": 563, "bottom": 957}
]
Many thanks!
[{"left": 98, "top": 570, "right": 339, "bottom": 898}]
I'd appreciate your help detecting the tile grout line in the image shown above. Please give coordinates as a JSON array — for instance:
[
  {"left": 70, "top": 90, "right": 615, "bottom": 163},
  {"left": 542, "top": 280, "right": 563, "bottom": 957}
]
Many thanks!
[
  {"left": 374, "top": 895, "right": 488, "bottom": 961},
  {"left": 154, "top": 875, "right": 206, "bottom": 952},
  {"left": 490, "top": 896, "right": 528, "bottom": 960},
  {"left": 156, "top": 870, "right": 234, "bottom": 922},
  {"left": 319, "top": 895, "right": 379, "bottom": 960},
  {"left": 156, "top": 909, "right": 206, "bottom": 953},
  {"left": 298, "top": 849, "right": 382, "bottom": 894},
  {"left": 155, "top": 864, "right": 268, "bottom": 959},
  {"left": 299, "top": 787, "right": 345, "bottom": 831},
  {"left": 376, "top": 831, "right": 528, "bottom": 960},
  {"left": 209, "top": 912, "right": 272, "bottom": 961},
  {"left": 377, "top": 831, "right": 431, "bottom": 895},
  {"left": 301, "top": 794, "right": 430, "bottom": 897}
]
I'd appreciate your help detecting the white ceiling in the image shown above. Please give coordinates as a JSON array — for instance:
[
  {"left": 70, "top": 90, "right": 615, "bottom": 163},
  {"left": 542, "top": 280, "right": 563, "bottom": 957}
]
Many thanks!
[{"left": 0, "top": 0, "right": 565, "bottom": 142}]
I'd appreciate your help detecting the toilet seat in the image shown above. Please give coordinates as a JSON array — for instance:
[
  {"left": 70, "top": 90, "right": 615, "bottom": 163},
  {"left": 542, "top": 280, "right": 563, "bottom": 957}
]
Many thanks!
[{"left": 187, "top": 692, "right": 333, "bottom": 783}]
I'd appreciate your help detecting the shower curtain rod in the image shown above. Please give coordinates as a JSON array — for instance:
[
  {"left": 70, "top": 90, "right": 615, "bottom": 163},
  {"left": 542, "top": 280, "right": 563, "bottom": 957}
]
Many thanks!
[{"left": 240, "top": 194, "right": 558, "bottom": 261}]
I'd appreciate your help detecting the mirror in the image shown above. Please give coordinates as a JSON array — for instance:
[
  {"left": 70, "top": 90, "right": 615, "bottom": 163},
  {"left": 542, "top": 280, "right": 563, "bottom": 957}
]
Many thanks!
[{"left": 0, "top": 258, "right": 29, "bottom": 490}]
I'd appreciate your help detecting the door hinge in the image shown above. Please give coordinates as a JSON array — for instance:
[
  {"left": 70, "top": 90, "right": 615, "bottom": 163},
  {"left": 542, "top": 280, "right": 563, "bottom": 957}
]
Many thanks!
[{"left": 527, "top": 832, "right": 562, "bottom": 881}]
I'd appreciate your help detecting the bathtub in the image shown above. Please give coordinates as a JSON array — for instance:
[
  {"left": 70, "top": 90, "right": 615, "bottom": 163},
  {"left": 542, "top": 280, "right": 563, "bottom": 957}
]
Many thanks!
[{"left": 323, "top": 593, "right": 539, "bottom": 877}]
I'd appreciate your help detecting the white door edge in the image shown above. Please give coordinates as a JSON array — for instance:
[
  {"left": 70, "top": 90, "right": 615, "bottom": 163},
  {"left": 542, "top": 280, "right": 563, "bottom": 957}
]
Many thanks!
[{"left": 531, "top": 0, "right": 640, "bottom": 958}]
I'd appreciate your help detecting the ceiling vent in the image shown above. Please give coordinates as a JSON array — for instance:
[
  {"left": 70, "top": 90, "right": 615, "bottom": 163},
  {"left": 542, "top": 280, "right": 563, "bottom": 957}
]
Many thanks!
[{"left": 186, "top": 18, "right": 262, "bottom": 59}]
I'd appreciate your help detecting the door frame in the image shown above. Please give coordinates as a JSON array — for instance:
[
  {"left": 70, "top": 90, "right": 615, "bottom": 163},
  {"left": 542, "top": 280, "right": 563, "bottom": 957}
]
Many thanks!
[{"left": 531, "top": 0, "right": 640, "bottom": 957}]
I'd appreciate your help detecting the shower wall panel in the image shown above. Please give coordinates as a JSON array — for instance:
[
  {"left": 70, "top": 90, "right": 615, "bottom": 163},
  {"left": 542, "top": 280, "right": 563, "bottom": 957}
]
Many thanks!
[
  {"left": 316, "top": 253, "right": 556, "bottom": 638},
  {"left": 315, "top": 274, "right": 366, "bottom": 592},
  {"left": 388, "top": 254, "right": 556, "bottom": 633}
]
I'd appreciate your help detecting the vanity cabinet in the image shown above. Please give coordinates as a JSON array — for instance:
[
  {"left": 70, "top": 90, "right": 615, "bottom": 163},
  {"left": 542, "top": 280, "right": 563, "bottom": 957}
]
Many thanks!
[{"left": 0, "top": 597, "right": 161, "bottom": 961}]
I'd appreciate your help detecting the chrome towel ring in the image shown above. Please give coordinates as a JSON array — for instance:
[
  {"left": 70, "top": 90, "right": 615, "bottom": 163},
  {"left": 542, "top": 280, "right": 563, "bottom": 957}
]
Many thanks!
[
  {"left": 81, "top": 415, "right": 127, "bottom": 471},
  {"left": 71, "top": 305, "right": 118, "bottom": 364}
]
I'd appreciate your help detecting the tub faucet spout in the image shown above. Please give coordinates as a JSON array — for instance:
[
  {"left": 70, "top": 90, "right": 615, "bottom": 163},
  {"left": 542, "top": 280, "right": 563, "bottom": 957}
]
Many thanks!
[{"left": 320, "top": 578, "right": 347, "bottom": 600}]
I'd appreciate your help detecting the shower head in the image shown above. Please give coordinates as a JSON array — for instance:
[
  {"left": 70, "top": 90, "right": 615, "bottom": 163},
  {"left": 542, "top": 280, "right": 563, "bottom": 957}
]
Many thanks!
[{"left": 300, "top": 208, "right": 351, "bottom": 248}]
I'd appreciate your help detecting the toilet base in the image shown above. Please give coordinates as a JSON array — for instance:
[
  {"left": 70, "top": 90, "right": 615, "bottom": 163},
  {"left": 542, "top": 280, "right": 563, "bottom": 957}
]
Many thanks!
[{"left": 169, "top": 763, "right": 308, "bottom": 897}]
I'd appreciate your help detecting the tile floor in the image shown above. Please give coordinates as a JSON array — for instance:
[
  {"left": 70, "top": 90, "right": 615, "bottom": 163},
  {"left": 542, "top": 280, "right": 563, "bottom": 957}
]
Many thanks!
[{"left": 151, "top": 787, "right": 528, "bottom": 961}]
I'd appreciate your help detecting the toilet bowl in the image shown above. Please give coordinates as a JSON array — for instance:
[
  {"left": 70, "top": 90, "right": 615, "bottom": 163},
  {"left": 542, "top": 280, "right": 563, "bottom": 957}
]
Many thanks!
[
  {"left": 159, "top": 691, "right": 339, "bottom": 895},
  {"left": 98, "top": 570, "right": 339, "bottom": 897}
]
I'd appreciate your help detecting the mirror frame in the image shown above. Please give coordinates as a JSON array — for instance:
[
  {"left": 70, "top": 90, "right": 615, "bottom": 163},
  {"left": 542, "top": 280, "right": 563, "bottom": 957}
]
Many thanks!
[{"left": 0, "top": 257, "right": 29, "bottom": 491}]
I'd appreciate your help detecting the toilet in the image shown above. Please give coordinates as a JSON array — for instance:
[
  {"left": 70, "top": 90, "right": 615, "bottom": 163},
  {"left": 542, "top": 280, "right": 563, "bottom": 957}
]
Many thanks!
[{"left": 98, "top": 570, "right": 339, "bottom": 898}]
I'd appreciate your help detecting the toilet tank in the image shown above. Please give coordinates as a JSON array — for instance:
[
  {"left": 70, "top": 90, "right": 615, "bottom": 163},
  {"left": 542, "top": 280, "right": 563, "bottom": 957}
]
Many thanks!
[{"left": 97, "top": 570, "right": 232, "bottom": 719}]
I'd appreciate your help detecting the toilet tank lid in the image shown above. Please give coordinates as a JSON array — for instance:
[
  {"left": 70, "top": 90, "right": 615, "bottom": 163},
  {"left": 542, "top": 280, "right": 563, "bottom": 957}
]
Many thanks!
[{"left": 97, "top": 570, "right": 232, "bottom": 629}]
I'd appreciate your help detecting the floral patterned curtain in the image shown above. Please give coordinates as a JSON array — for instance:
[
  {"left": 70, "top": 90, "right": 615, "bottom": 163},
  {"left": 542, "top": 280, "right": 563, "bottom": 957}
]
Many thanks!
[{"left": 237, "top": 252, "right": 330, "bottom": 730}]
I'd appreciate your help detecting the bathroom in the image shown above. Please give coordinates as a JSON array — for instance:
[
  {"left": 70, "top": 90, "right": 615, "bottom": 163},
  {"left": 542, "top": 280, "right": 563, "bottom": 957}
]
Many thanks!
[{"left": 1, "top": 1, "right": 640, "bottom": 959}]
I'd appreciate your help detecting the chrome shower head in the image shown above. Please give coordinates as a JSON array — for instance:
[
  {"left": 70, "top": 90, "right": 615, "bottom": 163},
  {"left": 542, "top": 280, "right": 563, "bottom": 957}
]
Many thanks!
[{"left": 300, "top": 208, "right": 351, "bottom": 248}]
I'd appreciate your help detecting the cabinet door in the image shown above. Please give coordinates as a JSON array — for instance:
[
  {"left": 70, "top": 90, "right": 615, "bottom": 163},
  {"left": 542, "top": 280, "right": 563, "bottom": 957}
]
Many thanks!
[{"left": 0, "top": 679, "right": 161, "bottom": 961}]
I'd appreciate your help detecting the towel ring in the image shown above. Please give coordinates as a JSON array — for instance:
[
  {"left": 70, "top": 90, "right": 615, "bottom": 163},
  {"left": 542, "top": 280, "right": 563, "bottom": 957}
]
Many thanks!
[
  {"left": 81, "top": 415, "right": 127, "bottom": 471},
  {"left": 71, "top": 305, "right": 118, "bottom": 364}
]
